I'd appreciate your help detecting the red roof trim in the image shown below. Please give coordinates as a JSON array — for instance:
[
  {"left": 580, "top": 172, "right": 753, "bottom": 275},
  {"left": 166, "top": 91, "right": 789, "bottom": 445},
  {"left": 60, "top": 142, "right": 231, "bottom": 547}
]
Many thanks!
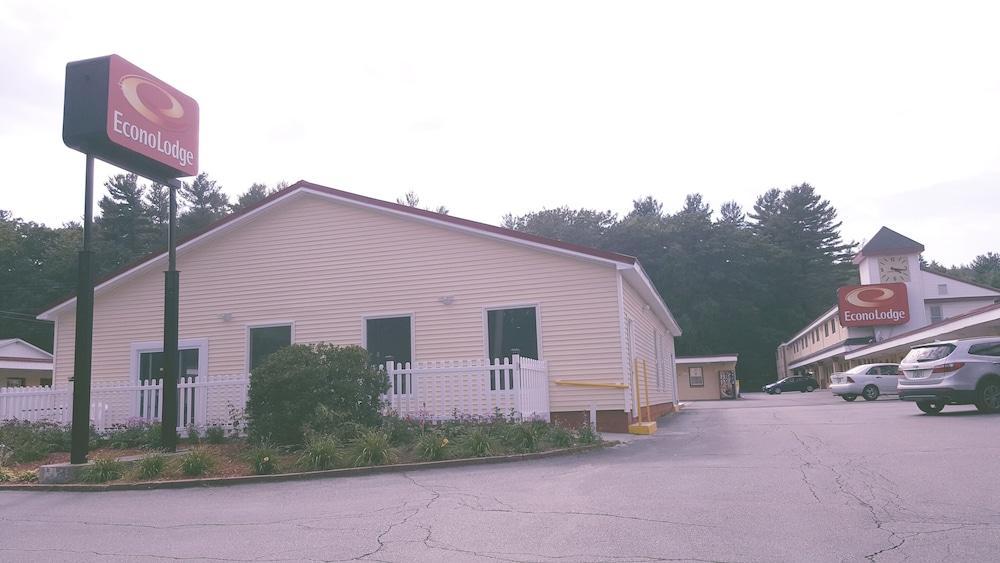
[{"left": 37, "top": 180, "right": 637, "bottom": 315}]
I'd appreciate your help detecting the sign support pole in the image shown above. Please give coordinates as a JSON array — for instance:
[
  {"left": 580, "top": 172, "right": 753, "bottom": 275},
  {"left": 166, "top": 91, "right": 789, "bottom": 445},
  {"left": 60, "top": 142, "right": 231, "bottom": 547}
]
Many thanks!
[
  {"left": 70, "top": 154, "right": 95, "bottom": 464},
  {"left": 161, "top": 179, "right": 181, "bottom": 451}
]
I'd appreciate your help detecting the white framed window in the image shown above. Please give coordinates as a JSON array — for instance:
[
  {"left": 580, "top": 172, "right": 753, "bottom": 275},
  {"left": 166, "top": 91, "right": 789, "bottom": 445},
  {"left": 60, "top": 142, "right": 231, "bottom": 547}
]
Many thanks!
[
  {"left": 246, "top": 322, "right": 294, "bottom": 373},
  {"left": 624, "top": 316, "right": 634, "bottom": 383},
  {"left": 929, "top": 305, "right": 943, "bottom": 323},
  {"left": 363, "top": 313, "right": 414, "bottom": 367},
  {"left": 688, "top": 367, "right": 704, "bottom": 387},
  {"left": 653, "top": 329, "right": 663, "bottom": 391},
  {"left": 130, "top": 339, "right": 209, "bottom": 384},
  {"left": 484, "top": 305, "right": 541, "bottom": 361},
  {"left": 937, "top": 284, "right": 948, "bottom": 296}
]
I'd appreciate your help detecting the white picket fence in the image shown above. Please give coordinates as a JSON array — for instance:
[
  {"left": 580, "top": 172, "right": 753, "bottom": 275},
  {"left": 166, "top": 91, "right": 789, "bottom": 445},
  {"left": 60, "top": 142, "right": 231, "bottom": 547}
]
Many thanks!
[
  {"left": 0, "top": 355, "right": 551, "bottom": 430},
  {"left": 0, "top": 374, "right": 249, "bottom": 433},
  {"left": 384, "top": 354, "right": 551, "bottom": 422}
]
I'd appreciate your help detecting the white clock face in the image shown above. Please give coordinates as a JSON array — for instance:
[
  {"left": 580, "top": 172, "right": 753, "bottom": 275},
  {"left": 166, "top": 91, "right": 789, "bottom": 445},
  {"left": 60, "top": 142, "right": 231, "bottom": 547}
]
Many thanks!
[{"left": 878, "top": 255, "right": 910, "bottom": 282}]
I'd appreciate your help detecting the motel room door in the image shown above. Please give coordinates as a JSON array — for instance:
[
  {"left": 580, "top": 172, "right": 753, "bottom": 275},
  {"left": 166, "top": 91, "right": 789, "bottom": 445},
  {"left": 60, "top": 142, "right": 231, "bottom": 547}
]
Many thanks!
[{"left": 719, "top": 370, "right": 737, "bottom": 399}]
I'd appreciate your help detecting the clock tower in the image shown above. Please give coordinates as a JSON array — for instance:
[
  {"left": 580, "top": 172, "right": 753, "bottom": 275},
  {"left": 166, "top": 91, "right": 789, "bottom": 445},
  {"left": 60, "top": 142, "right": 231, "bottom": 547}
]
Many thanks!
[{"left": 852, "top": 227, "right": 927, "bottom": 339}]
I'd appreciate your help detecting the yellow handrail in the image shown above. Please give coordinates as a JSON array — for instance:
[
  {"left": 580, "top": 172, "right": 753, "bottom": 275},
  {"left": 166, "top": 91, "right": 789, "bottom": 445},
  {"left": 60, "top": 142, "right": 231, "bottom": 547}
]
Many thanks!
[{"left": 553, "top": 379, "right": 628, "bottom": 389}]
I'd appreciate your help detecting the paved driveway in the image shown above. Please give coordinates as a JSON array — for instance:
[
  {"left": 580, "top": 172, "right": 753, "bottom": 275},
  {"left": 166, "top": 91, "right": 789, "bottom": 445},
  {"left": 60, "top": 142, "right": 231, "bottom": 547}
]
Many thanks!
[{"left": 2, "top": 392, "right": 999, "bottom": 562}]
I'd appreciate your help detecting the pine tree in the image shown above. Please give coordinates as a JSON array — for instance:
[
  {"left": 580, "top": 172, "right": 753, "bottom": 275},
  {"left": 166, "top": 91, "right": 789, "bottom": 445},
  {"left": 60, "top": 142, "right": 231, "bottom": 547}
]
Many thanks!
[
  {"left": 178, "top": 173, "right": 230, "bottom": 234},
  {"left": 96, "top": 174, "right": 156, "bottom": 267}
]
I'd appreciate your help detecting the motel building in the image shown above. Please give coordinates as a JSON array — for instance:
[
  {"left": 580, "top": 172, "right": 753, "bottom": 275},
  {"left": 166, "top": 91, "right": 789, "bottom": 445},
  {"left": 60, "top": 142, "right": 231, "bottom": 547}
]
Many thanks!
[{"left": 776, "top": 227, "right": 1000, "bottom": 386}]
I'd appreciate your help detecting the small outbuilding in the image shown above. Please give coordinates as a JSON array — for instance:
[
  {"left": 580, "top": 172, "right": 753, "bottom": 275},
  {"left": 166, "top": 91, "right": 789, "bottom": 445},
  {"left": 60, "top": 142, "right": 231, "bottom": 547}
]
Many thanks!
[
  {"left": 0, "top": 339, "right": 53, "bottom": 388},
  {"left": 675, "top": 354, "right": 739, "bottom": 401}
]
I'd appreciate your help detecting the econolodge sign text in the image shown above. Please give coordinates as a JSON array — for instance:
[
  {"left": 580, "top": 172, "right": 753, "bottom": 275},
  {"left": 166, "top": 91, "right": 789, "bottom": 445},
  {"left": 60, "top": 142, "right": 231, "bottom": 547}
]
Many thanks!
[
  {"left": 838, "top": 282, "right": 910, "bottom": 327},
  {"left": 63, "top": 54, "right": 199, "bottom": 179}
]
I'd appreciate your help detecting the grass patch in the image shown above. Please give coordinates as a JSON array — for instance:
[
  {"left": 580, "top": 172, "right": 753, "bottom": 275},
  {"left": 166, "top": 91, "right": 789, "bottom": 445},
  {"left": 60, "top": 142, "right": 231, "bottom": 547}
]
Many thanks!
[
  {"left": 179, "top": 449, "right": 215, "bottom": 477},
  {"left": 82, "top": 458, "right": 126, "bottom": 483},
  {"left": 298, "top": 434, "right": 342, "bottom": 471},
  {"left": 351, "top": 429, "right": 398, "bottom": 466}
]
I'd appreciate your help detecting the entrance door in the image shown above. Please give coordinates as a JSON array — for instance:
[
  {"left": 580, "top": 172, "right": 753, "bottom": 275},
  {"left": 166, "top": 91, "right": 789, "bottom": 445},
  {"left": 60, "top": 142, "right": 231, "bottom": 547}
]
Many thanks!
[
  {"left": 137, "top": 348, "right": 201, "bottom": 426},
  {"left": 719, "top": 370, "right": 736, "bottom": 399}
]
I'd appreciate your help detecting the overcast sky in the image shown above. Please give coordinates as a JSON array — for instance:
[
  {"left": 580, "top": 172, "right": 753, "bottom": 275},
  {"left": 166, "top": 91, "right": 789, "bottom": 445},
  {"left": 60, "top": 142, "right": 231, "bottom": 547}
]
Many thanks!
[{"left": 2, "top": 1, "right": 997, "bottom": 265}]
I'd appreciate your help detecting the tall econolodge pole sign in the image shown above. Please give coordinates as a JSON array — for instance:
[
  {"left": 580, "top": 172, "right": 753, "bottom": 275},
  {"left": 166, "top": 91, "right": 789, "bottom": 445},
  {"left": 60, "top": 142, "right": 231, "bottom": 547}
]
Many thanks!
[
  {"left": 63, "top": 54, "right": 198, "bottom": 463},
  {"left": 64, "top": 54, "right": 199, "bottom": 178}
]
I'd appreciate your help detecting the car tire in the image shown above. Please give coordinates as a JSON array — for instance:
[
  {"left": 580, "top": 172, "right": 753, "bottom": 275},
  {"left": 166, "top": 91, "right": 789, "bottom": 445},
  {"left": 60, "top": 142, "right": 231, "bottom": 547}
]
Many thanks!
[
  {"left": 842, "top": 394, "right": 857, "bottom": 402},
  {"left": 862, "top": 385, "right": 879, "bottom": 401},
  {"left": 806, "top": 385, "right": 815, "bottom": 392},
  {"left": 974, "top": 377, "right": 1000, "bottom": 414},
  {"left": 773, "top": 387, "right": 782, "bottom": 394},
  {"left": 917, "top": 401, "right": 945, "bottom": 415}
]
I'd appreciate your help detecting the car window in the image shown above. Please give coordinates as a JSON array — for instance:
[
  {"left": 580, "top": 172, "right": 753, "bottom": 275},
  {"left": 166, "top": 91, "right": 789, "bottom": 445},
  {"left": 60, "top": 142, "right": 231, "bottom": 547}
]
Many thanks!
[
  {"left": 968, "top": 342, "right": 1000, "bottom": 357},
  {"left": 846, "top": 365, "right": 869, "bottom": 374},
  {"left": 881, "top": 366, "right": 899, "bottom": 376},
  {"left": 901, "top": 344, "right": 955, "bottom": 363},
  {"left": 866, "top": 367, "right": 881, "bottom": 375}
]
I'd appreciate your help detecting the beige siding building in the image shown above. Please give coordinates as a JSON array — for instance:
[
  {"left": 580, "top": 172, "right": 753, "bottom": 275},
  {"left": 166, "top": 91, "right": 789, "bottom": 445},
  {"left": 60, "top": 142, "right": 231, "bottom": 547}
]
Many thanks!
[
  {"left": 675, "top": 355, "right": 738, "bottom": 401},
  {"left": 38, "top": 182, "right": 682, "bottom": 432}
]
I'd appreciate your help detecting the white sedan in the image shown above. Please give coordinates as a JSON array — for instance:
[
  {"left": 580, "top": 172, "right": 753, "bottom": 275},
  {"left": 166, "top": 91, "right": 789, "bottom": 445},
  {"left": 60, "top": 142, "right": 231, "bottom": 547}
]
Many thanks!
[{"left": 829, "top": 363, "right": 901, "bottom": 401}]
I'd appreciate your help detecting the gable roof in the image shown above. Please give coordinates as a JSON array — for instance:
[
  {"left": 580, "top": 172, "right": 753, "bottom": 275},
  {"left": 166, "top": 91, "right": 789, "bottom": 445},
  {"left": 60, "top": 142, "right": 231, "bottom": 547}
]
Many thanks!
[
  {"left": 921, "top": 267, "right": 1000, "bottom": 295},
  {"left": 853, "top": 227, "right": 924, "bottom": 263},
  {"left": 0, "top": 338, "right": 53, "bottom": 361},
  {"left": 36, "top": 181, "right": 681, "bottom": 335}
]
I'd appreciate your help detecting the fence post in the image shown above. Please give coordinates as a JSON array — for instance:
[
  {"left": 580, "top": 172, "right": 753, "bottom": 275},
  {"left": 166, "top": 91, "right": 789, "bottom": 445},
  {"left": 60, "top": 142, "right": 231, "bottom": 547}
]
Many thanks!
[{"left": 511, "top": 353, "right": 521, "bottom": 419}]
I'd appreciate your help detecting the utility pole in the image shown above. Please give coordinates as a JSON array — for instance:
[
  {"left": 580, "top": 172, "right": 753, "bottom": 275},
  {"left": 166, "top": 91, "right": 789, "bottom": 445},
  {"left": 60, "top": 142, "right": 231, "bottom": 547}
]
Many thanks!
[{"left": 161, "top": 179, "right": 182, "bottom": 451}]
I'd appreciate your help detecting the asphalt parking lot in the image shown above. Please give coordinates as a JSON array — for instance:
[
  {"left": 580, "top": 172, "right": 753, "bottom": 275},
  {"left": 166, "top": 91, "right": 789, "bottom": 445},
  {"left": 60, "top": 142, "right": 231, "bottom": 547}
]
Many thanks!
[{"left": 2, "top": 390, "right": 998, "bottom": 562}]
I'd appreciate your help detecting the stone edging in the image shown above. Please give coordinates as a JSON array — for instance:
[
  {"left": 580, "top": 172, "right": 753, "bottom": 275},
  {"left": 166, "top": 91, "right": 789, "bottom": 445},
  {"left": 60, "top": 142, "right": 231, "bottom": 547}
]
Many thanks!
[{"left": 0, "top": 442, "right": 608, "bottom": 492}]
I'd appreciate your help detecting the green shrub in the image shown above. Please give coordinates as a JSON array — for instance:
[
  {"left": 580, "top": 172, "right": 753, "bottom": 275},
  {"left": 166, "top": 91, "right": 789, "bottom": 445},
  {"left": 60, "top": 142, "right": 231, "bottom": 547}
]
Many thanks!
[
  {"left": 575, "top": 424, "right": 602, "bottom": 445},
  {"left": 186, "top": 426, "right": 201, "bottom": 445},
  {"left": 0, "top": 420, "right": 72, "bottom": 463},
  {"left": 461, "top": 427, "right": 497, "bottom": 458},
  {"left": 415, "top": 432, "right": 450, "bottom": 461},
  {"left": 297, "top": 433, "right": 342, "bottom": 471},
  {"left": 381, "top": 416, "right": 422, "bottom": 446},
  {"left": 179, "top": 450, "right": 215, "bottom": 476},
  {"left": 545, "top": 426, "right": 574, "bottom": 448},
  {"left": 136, "top": 455, "right": 167, "bottom": 480},
  {"left": 246, "top": 344, "right": 389, "bottom": 445},
  {"left": 351, "top": 429, "right": 398, "bottom": 466},
  {"left": 82, "top": 458, "right": 125, "bottom": 483},
  {"left": 503, "top": 424, "right": 541, "bottom": 453},
  {"left": 205, "top": 426, "right": 227, "bottom": 445},
  {"left": 248, "top": 444, "right": 280, "bottom": 475},
  {"left": 0, "top": 469, "right": 10, "bottom": 482},
  {"left": 104, "top": 420, "right": 162, "bottom": 450}
]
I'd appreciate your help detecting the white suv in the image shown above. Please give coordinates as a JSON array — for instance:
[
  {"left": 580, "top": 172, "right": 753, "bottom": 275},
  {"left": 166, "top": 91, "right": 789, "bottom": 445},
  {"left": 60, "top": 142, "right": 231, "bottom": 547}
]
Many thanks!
[{"left": 898, "top": 337, "right": 1000, "bottom": 415}]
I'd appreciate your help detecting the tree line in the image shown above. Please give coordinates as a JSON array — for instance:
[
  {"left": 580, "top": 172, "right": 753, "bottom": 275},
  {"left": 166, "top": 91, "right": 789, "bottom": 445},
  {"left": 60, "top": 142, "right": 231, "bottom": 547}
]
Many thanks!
[{"left": 2, "top": 178, "right": 996, "bottom": 388}]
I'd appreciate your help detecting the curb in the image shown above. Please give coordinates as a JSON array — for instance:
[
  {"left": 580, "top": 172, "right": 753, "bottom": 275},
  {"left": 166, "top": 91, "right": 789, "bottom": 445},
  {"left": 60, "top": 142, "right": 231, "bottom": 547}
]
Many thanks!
[{"left": 0, "top": 442, "right": 608, "bottom": 492}]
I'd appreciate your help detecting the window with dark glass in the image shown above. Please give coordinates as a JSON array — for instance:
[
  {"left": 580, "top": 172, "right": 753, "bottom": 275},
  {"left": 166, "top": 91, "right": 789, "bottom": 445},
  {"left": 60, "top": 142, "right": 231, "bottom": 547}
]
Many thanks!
[
  {"left": 487, "top": 307, "right": 538, "bottom": 360},
  {"left": 366, "top": 316, "right": 412, "bottom": 367},
  {"left": 249, "top": 325, "right": 292, "bottom": 372},
  {"left": 137, "top": 348, "right": 200, "bottom": 420}
]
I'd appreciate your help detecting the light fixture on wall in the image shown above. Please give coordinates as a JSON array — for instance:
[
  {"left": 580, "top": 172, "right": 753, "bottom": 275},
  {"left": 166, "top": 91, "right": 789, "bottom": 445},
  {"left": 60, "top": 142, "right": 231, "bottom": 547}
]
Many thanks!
[
  {"left": 219, "top": 313, "right": 234, "bottom": 322},
  {"left": 438, "top": 296, "right": 455, "bottom": 305},
  {"left": 643, "top": 304, "right": 652, "bottom": 313}
]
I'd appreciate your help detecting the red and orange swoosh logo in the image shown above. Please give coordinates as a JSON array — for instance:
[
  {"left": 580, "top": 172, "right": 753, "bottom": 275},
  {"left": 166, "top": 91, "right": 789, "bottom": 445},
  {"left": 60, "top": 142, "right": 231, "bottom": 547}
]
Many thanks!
[{"left": 120, "top": 74, "right": 186, "bottom": 128}]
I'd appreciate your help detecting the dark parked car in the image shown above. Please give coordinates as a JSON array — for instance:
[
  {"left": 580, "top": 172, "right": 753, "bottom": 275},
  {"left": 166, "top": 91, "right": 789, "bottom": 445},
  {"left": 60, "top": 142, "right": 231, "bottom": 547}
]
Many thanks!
[{"left": 763, "top": 376, "right": 819, "bottom": 394}]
